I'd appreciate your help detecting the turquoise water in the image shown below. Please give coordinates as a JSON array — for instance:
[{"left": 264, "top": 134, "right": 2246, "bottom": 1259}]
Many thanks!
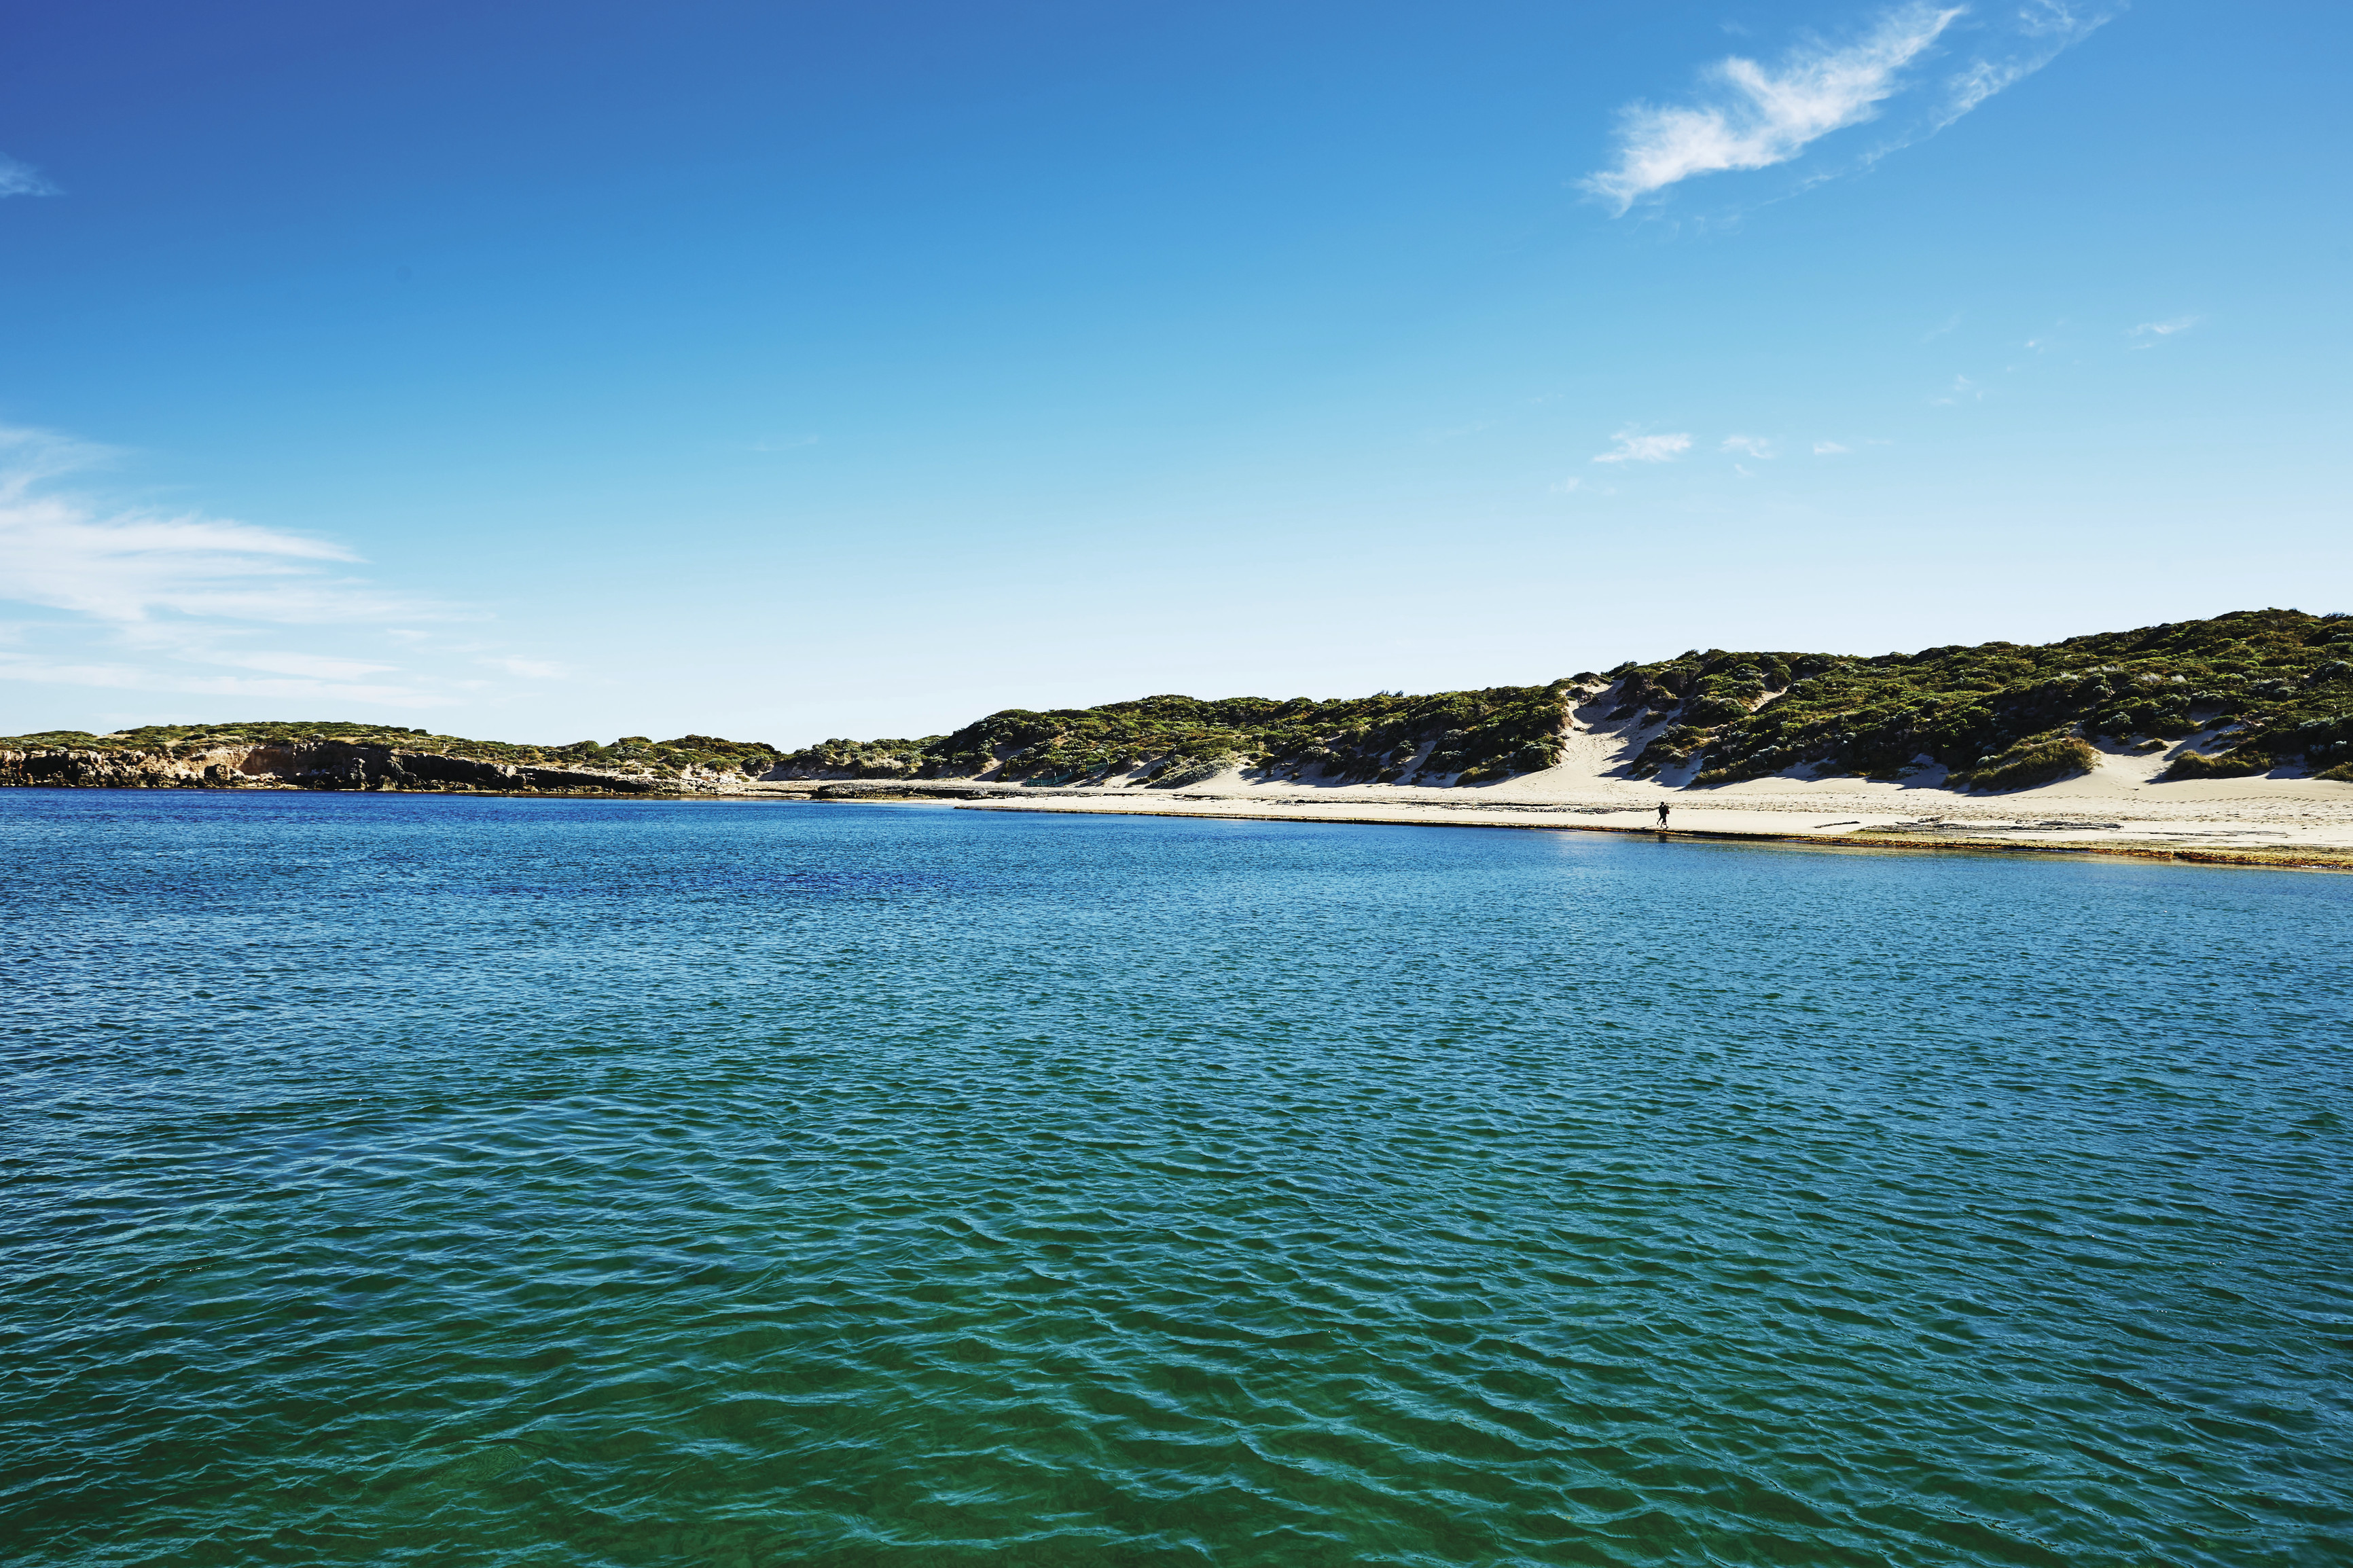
[{"left": 3, "top": 790, "right": 2348, "bottom": 1567}]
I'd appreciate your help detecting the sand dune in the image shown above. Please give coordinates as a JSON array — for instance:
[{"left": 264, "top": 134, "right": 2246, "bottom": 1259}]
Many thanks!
[{"left": 888, "top": 691, "right": 2353, "bottom": 864}]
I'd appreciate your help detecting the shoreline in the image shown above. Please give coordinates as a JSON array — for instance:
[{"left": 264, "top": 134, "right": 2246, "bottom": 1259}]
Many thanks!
[
  {"left": 942, "top": 795, "right": 2353, "bottom": 872},
  {"left": 8, "top": 774, "right": 2351, "bottom": 872}
]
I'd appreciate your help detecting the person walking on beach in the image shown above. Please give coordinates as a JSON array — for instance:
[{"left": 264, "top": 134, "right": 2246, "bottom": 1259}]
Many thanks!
[{"left": 1656, "top": 800, "right": 1670, "bottom": 831}]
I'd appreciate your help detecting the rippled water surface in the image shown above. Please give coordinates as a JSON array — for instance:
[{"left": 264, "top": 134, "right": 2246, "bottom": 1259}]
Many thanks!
[{"left": 3, "top": 789, "right": 2350, "bottom": 1566}]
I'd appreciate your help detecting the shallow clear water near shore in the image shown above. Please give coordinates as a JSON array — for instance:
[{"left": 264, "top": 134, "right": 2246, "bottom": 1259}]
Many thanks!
[{"left": 3, "top": 789, "right": 2348, "bottom": 1566}]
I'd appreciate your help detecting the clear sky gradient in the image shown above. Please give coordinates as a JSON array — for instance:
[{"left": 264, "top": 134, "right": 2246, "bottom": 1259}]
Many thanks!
[{"left": 1, "top": 1, "right": 2346, "bottom": 745}]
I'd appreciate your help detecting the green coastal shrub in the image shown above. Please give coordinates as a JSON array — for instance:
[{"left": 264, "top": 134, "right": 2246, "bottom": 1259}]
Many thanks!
[
  {"left": 1147, "top": 756, "right": 1232, "bottom": 789},
  {"left": 1626, "top": 608, "right": 2348, "bottom": 786},
  {"left": 0, "top": 720, "right": 783, "bottom": 778},
  {"left": 2160, "top": 748, "right": 2272, "bottom": 781},
  {"left": 1956, "top": 732, "right": 2102, "bottom": 792},
  {"left": 18, "top": 610, "right": 2349, "bottom": 797},
  {"left": 753, "top": 680, "right": 1579, "bottom": 789}
]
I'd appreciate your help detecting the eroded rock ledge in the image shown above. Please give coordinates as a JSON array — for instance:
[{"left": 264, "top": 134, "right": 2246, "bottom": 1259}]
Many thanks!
[{"left": 0, "top": 740, "right": 708, "bottom": 795}]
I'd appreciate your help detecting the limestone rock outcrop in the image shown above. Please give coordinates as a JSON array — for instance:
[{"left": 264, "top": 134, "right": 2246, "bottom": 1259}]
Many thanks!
[{"left": 0, "top": 740, "right": 676, "bottom": 795}]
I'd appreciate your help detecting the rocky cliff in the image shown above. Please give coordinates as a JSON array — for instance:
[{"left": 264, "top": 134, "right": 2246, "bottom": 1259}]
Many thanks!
[{"left": 0, "top": 739, "right": 706, "bottom": 795}]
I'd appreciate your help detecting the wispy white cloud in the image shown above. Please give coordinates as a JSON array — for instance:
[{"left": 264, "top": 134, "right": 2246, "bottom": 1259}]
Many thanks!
[
  {"left": 1814, "top": 441, "right": 1852, "bottom": 455},
  {"left": 1549, "top": 476, "right": 1585, "bottom": 494},
  {"left": 0, "top": 431, "right": 409, "bottom": 626},
  {"left": 1721, "top": 435, "right": 1776, "bottom": 458},
  {"left": 1585, "top": 4, "right": 1960, "bottom": 211},
  {"left": 1593, "top": 429, "right": 1693, "bottom": 464},
  {"left": 0, "top": 425, "right": 481, "bottom": 708},
  {"left": 1935, "top": 0, "right": 2110, "bottom": 122},
  {"left": 0, "top": 153, "right": 56, "bottom": 199},
  {"left": 1584, "top": 1, "right": 2117, "bottom": 213},
  {"left": 2130, "top": 316, "right": 2199, "bottom": 339}
]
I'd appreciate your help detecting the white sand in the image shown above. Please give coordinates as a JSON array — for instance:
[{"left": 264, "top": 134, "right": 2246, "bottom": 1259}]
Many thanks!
[{"left": 927, "top": 693, "right": 2353, "bottom": 855}]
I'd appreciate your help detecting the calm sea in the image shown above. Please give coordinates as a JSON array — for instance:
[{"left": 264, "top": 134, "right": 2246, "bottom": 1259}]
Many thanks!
[{"left": 3, "top": 789, "right": 2348, "bottom": 1566}]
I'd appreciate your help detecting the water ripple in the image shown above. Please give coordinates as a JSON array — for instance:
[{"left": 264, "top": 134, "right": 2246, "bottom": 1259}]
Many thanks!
[{"left": 2, "top": 790, "right": 2348, "bottom": 1565}]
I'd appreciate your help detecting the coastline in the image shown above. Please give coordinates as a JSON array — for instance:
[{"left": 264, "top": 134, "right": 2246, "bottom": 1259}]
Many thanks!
[
  {"left": 741, "top": 663, "right": 2353, "bottom": 871},
  {"left": 12, "top": 725, "right": 2353, "bottom": 871},
  {"left": 947, "top": 795, "right": 2353, "bottom": 872},
  {"left": 9, "top": 771, "right": 2350, "bottom": 870},
  {"left": 756, "top": 763, "right": 2353, "bottom": 871}
]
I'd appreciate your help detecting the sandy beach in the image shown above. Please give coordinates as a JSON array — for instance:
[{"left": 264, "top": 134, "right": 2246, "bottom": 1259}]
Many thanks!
[{"left": 764, "top": 695, "right": 2353, "bottom": 869}]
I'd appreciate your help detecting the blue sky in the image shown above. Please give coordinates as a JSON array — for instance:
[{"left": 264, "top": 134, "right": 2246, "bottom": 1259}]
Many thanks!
[{"left": 1, "top": 0, "right": 2346, "bottom": 745}]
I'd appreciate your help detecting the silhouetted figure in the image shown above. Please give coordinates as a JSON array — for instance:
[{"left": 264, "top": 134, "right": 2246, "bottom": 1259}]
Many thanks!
[{"left": 1656, "top": 801, "right": 1670, "bottom": 830}]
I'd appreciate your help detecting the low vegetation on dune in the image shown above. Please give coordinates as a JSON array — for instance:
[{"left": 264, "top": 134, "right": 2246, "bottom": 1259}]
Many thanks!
[
  {"left": 768, "top": 735, "right": 940, "bottom": 780},
  {"left": 1954, "top": 733, "right": 2107, "bottom": 794},
  {"left": 7, "top": 610, "right": 2348, "bottom": 795},
  {"left": 0, "top": 721, "right": 785, "bottom": 781},
  {"left": 771, "top": 685, "right": 1573, "bottom": 787},
  {"left": 1617, "top": 608, "right": 2353, "bottom": 790}
]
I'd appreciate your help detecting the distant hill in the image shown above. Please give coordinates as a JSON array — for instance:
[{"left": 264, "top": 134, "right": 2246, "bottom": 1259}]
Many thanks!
[
  {"left": 0, "top": 724, "right": 782, "bottom": 795},
  {"left": 1606, "top": 606, "right": 2353, "bottom": 790},
  {"left": 769, "top": 608, "right": 2353, "bottom": 790},
  {"left": 770, "top": 682, "right": 1573, "bottom": 788},
  {"left": 5, "top": 609, "right": 2349, "bottom": 794}
]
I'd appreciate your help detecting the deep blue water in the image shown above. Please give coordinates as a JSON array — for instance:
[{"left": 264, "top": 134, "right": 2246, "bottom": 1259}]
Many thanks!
[{"left": 2, "top": 787, "right": 2348, "bottom": 1566}]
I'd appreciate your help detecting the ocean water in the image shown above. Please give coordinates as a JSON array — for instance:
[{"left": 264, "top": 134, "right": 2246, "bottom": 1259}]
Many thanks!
[{"left": 2, "top": 789, "right": 2348, "bottom": 1567}]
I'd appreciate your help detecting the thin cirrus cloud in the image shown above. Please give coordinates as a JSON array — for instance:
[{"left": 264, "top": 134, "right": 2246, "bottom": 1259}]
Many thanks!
[
  {"left": 2130, "top": 316, "right": 2199, "bottom": 338},
  {"left": 0, "top": 428, "right": 403, "bottom": 625},
  {"left": 0, "top": 153, "right": 56, "bottom": 198},
  {"left": 1587, "top": 431, "right": 1864, "bottom": 467},
  {"left": 1592, "top": 429, "right": 1693, "bottom": 464},
  {"left": 0, "top": 425, "right": 479, "bottom": 707},
  {"left": 1583, "top": 1, "right": 2117, "bottom": 213}
]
